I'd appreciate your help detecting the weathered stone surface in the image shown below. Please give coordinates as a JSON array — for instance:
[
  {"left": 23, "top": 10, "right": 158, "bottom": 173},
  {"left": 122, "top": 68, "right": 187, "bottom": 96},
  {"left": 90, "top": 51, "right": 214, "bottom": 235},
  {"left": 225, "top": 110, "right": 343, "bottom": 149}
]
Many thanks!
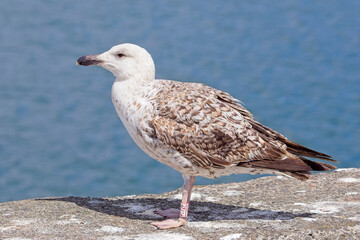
[{"left": 1, "top": 168, "right": 360, "bottom": 239}]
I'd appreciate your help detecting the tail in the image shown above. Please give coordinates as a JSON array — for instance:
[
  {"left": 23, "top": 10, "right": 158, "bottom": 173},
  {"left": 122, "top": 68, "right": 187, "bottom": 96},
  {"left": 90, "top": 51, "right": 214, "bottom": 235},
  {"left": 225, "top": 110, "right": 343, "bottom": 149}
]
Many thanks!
[
  {"left": 283, "top": 157, "right": 337, "bottom": 181},
  {"left": 248, "top": 121, "right": 338, "bottom": 181},
  {"left": 282, "top": 138, "right": 337, "bottom": 162},
  {"left": 247, "top": 156, "right": 337, "bottom": 181},
  {"left": 245, "top": 155, "right": 336, "bottom": 181},
  {"left": 229, "top": 117, "right": 338, "bottom": 181},
  {"left": 282, "top": 138, "right": 337, "bottom": 181}
]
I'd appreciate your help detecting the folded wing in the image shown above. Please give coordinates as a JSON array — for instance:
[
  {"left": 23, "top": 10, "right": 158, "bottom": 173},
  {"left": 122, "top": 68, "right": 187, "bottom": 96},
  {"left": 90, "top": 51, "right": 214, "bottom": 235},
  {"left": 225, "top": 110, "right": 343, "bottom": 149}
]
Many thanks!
[{"left": 150, "top": 81, "right": 336, "bottom": 180}]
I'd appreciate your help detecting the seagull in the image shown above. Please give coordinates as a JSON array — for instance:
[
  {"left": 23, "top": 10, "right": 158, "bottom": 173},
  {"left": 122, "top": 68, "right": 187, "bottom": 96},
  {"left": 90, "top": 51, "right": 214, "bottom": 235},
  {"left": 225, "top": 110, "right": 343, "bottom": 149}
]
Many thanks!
[{"left": 77, "top": 43, "right": 337, "bottom": 229}]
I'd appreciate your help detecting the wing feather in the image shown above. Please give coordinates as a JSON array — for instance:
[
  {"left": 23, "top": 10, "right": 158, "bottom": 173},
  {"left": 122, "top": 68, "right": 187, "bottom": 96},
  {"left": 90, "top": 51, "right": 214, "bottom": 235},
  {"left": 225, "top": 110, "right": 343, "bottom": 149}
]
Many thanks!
[
  {"left": 148, "top": 80, "right": 336, "bottom": 179},
  {"left": 151, "top": 81, "right": 291, "bottom": 169}
]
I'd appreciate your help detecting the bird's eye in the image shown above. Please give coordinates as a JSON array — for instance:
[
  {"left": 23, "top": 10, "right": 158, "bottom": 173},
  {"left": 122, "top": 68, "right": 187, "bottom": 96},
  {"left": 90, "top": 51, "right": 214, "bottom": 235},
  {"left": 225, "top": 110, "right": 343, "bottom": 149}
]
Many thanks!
[{"left": 117, "top": 53, "right": 125, "bottom": 58}]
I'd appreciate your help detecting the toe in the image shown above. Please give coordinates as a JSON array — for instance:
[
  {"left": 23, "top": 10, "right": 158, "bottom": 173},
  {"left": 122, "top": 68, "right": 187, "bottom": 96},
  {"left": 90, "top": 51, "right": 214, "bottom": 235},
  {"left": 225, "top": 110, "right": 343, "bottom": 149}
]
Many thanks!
[{"left": 150, "top": 218, "right": 186, "bottom": 229}]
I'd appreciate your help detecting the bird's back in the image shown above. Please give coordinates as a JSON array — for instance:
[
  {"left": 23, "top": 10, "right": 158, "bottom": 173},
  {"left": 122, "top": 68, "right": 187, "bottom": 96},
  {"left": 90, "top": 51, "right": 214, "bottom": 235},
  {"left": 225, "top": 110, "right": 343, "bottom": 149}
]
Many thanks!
[{"left": 150, "top": 79, "right": 336, "bottom": 180}]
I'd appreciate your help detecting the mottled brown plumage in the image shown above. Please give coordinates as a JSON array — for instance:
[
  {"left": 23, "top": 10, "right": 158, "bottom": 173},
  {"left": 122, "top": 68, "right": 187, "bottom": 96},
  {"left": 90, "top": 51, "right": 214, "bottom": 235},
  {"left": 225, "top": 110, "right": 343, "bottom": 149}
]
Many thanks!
[
  {"left": 149, "top": 80, "right": 336, "bottom": 181},
  {"left": 78, "top": 43, "right": 337, "bottom": 229}
]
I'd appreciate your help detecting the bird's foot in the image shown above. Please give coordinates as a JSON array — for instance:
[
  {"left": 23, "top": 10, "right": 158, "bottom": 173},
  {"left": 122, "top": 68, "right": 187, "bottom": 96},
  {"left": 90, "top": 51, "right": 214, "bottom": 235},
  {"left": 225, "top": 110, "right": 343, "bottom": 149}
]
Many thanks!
[
  {"left": 150, "top": 218, "right": 186, "bottom": 229},
  {"left": 154, "top": 208, "right": 180, "bottom": 218}
]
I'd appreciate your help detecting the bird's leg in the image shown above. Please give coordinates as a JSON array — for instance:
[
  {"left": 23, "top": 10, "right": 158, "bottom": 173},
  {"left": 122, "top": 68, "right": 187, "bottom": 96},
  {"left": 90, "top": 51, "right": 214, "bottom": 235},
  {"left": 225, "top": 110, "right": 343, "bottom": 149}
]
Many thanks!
[{"left": 151, "top": 175, "right": 195, "bottom": 229}]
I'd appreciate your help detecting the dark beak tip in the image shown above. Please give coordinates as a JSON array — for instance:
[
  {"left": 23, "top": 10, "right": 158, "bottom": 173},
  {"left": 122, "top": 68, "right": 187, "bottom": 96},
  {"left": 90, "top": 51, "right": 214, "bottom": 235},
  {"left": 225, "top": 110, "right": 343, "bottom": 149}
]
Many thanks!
[
  {"left": 76, "top": 55, "right": 102, "bottom": 66},
  {"left": 76, "top": 56, "right": 88, "bottom": 66}
]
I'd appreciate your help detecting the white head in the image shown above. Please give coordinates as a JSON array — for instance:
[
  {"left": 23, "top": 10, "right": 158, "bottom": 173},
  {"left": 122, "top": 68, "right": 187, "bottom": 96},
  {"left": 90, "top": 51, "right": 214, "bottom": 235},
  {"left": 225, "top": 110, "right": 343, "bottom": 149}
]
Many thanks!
[{"left": 77, "top": 43, "right": 155, "bottom": 81}]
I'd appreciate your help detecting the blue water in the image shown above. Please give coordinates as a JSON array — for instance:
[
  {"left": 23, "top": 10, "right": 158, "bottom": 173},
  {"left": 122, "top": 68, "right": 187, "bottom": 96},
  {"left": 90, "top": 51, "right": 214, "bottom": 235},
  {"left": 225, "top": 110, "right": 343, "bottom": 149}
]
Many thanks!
[{"left": 0, "top": 1, "right": 359, "bottom": 203}]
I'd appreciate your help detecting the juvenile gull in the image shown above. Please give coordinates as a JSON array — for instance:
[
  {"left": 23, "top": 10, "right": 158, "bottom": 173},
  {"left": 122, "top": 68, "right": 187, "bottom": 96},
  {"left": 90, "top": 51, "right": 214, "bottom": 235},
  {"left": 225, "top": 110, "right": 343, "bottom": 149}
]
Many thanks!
[{"left": 77, "top": 43, "right": 337, "bottom": 229}]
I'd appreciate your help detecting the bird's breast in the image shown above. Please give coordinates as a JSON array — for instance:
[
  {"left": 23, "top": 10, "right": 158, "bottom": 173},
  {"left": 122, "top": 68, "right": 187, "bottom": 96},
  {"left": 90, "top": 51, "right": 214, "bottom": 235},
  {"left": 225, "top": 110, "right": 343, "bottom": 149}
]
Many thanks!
[
  {"left": 110, "top": 80, "right": 202, "bottom": 175},
  {"left": 111, "top": 81, "right": 157, "bottom": 150}
]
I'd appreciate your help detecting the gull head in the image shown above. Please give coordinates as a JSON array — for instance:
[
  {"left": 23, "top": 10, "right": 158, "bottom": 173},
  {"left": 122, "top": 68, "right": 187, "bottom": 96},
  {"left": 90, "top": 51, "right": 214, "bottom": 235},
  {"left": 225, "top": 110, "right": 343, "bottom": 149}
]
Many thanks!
[{"left": 77, "top": 43, "right": 155, "bottom": 81}]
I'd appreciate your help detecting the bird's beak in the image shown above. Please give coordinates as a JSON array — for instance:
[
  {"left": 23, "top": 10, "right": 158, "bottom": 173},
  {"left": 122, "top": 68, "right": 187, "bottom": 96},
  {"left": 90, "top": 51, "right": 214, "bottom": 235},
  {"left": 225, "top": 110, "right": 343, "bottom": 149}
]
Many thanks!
[{"left": 76, "top": 54, "right": 103, "bottom": 66}]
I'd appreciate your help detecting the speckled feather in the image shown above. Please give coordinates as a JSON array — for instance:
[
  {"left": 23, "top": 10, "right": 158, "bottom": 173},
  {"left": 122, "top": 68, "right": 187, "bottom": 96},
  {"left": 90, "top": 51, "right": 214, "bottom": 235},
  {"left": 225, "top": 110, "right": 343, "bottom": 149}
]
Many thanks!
[
  {"left": 148, "top": 80, "right": 336, "bottom": 179},
  {"left": 79, "top": 43, "right": 338, "bottom": 229},
  {"left": 80, "top": 43, "right": 336, "bottom": 181}
]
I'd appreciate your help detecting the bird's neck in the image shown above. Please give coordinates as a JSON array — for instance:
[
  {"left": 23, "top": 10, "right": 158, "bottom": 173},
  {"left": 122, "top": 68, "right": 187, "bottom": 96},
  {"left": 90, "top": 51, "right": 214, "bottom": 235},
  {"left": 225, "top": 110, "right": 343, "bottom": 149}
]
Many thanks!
[
  {"left": 114, "top": 76, "right": 154, "bottom": 90},
  {"left": 113, "top": 61, "right": 156, "bottom": 84},
  {"left": 111, "top": 75, "right": 156, "bottom": 122}
]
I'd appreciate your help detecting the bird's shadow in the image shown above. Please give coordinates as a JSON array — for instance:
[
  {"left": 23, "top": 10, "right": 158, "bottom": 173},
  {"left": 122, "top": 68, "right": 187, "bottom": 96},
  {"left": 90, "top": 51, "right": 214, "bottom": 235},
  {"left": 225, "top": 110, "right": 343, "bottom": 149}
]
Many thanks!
[{"left": 37, "top": 196, "right": 312, "bottom": 222}]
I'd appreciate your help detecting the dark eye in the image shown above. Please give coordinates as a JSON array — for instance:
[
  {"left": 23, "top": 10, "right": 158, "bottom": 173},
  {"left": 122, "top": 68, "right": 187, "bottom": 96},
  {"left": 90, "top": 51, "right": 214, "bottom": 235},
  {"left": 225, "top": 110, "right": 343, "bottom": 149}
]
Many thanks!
[{"left": 117, "top": 53, "right": 125, "bottom": 58}]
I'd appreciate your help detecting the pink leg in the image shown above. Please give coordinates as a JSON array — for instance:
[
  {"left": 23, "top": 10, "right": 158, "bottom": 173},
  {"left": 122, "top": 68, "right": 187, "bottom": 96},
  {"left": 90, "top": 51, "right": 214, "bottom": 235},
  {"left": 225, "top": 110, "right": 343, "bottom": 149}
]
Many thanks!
[{"left": 151, "top": 175, "right": 196, "bottom": 229}]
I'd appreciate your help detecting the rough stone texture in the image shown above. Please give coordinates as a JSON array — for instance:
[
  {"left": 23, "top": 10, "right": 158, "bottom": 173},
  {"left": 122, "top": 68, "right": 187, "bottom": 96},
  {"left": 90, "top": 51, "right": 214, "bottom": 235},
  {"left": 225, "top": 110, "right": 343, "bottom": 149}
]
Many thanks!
[{"left": 1, "top": 168, "right": 360, "bottom": 240}]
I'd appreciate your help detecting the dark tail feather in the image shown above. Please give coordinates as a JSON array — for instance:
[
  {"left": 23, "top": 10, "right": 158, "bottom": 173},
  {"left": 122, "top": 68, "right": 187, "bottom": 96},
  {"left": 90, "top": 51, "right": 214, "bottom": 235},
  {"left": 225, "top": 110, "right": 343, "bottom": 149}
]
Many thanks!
[
  {"left": 242, "top": 157, "right": 337, "bottom": 181},
  {"left": 284, "top": 157, "right": 337, "bottom": 181},
  {"left": 300, "top": 157, "right": 337, "bottom": 171},
  {"left": 244, "top": 157, "right": 337, "bottom": 172},
  {"left": 249, "top": 120, "right": 338, "bottom": 163},
  {"left": 284, "top": 171, "right": 311, "bottom": 181},
  {"left": 283, "top": 157, "right": 336, "bottom": 181},
  {"left": 284, "top": 139, "right": 338, "bottom": 162},
  {"left": 247, "top": 158, "right": 313, "bottom": 172}
]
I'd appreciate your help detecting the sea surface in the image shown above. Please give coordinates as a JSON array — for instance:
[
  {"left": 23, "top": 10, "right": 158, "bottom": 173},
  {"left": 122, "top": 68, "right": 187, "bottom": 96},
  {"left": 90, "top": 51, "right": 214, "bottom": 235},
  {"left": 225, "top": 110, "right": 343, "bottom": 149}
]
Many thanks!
[{"left": 0, "top": 0, "right": 359, "bottom": 203}]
